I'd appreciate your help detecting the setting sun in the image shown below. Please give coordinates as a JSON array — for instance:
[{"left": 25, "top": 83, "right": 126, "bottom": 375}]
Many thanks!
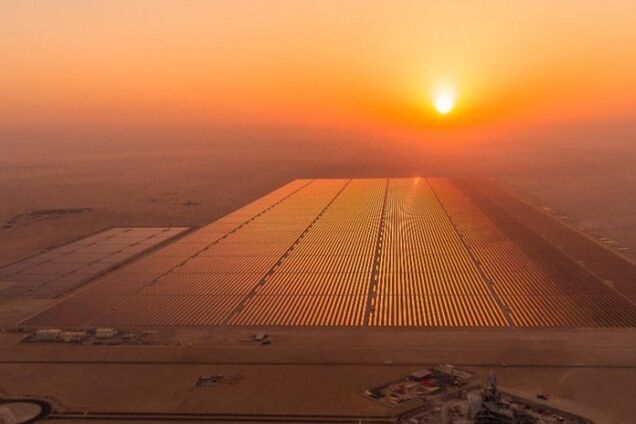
[{"left": 432, "top": 80, "right": 457, "bottom": 115}]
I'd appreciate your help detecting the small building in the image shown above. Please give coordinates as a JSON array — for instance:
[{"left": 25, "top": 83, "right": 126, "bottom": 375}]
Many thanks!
[
  {"left": 95, "top": 328, "right": 117, "bottom": 338},
  {"left": 435, "top": 364, "right": 473, "bottom": 382},
  {"left": 62, "top": 331, "right": 87, "bottom": 343},
  {"left": 33, "top": 329, "right": 61, "bottom": 341},
  {"left": 409, "top": 369, "right": 433, "bottom": 380}
]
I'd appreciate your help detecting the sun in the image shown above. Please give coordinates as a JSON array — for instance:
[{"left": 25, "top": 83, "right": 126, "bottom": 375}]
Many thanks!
[{"left": 432, "top": 80, "right": 456, "bottom": 115}]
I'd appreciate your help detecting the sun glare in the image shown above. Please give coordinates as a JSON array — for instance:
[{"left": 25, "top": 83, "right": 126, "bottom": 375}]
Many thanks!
[{"left": 432, "top": 80, "right": 456, "bottom": 115}]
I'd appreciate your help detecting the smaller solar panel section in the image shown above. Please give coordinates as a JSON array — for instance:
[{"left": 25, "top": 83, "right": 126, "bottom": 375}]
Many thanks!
[
  {"left": 0, "top": 227, "right": 188, "bottom": 299},
  {"left": 369, "top": 294, "right": 508, "bottom": 327},
  {"left": 141, "top": 273, "right": 263, "bottom": 296},
  {"left": 256, "top": 272, "right": 369, "bottom": 295},
  {"left": 89, "top": 295, "right": 244, "bottom": 327},
  {"left": 21, "top": 295, "right": 128, "bottom": 327},
  {"left": 228, "top": 295, "right": 367, "bottom": 326}
]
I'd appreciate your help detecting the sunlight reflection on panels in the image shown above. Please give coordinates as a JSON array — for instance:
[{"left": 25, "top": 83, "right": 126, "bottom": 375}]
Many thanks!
[{"left": 21, "top": 178, "right": 636, "bottom": 328}]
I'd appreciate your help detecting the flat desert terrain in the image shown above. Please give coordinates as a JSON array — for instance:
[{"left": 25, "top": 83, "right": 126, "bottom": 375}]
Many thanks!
[
  {"left": 1, "top": 328, "right": 635, "bottom": 423},
  {"left": 2, "top": 128, "right": 636, "bottom": 267}
]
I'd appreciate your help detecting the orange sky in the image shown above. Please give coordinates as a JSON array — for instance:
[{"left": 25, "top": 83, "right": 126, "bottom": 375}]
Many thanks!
[{"left": 1, "top": 1, "right": 636, "bottom": 141}]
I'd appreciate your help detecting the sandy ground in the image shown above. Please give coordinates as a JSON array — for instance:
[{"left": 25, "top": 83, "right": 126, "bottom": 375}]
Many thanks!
[
  {"left": 2, "top": 363, "right": 632, "bottom": 423},
  {"left": 1, "top": 328, "right": 635, "bottom": 423}
]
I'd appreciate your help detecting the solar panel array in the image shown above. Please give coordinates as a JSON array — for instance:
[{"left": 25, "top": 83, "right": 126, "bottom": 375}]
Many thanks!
[
  {"left": 0, "top": 227, "right": 188, "bottom": 299},
  {"left": 21, "top": 178, "right": 636, "bottom": 328}
]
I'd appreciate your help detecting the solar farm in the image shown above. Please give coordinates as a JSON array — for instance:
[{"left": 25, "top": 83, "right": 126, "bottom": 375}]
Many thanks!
[{"left": 15, "top": 178, "right": 636, "bottom": 328}]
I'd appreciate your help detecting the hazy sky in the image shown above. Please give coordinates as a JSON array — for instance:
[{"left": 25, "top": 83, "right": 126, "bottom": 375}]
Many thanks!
[{"left": 2, "top": 1, "right": 635, "bottom": 142}]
